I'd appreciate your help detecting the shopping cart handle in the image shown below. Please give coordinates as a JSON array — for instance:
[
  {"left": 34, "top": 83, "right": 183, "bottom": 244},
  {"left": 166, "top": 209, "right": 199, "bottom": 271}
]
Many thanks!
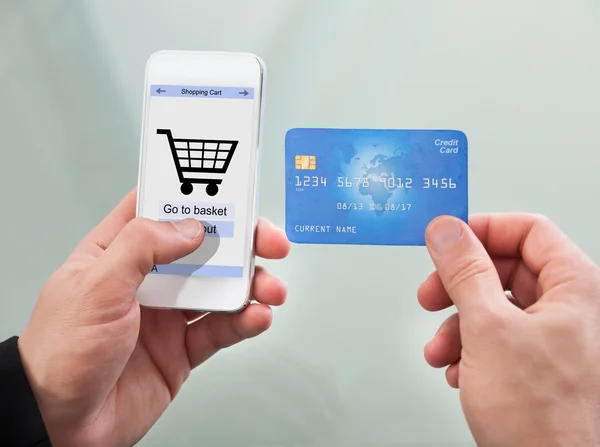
[{"left": 156, "top": 129, "right": 172, "bottom": 137}]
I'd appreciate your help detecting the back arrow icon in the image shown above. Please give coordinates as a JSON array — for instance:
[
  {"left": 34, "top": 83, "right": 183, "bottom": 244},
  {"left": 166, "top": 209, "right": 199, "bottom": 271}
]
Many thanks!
[
  {"left": 156, "top": 88, "right": 166, "bottom": 94},
  {"left": 239, "top": 90, "right": 249, "bottom": 96}
]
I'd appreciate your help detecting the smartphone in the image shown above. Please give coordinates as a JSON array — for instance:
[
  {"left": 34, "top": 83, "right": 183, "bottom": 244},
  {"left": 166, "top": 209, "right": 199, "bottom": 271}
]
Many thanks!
[{"left": 135, "top": 50, "right": 265, "bottom": 312}]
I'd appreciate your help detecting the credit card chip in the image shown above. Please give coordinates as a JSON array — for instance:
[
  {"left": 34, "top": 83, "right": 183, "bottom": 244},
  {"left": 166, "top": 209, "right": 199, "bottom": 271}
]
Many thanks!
[{"left": 295, "top": 155, "right": 316, "bottom": 170}]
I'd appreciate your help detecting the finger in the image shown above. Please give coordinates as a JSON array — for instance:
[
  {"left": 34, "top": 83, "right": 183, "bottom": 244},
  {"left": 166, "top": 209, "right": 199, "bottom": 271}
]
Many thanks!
[
  {"left": 424, "top": 313, "right": 462, "bottom": 368},
  {"left": 93, "top": 218, "right": 204, "bottom": 289},
  {"left": 72, "top": 187, "right": 137, "bottom": 258},
  {"left": 468, "top": 214, "right": 595, "bottom": 291},
  {"left": 251, "top": 266, "right": 287, "bottom": 306},
  {"left": 446, "top": 362, "right": 460, "bottom": 389},
  {"left": 255, "top": 218, "right": 290, "bottom": 259},
  {"left": 418, "top": 271, "right": 446, "bottom": 311},
  {"left": 418, "top": 257, "right": 540, "bottom": 312},
  {"left": 186, "top": 303, "right": 272, "bottom": 369},
  {"left": 425, "top": 216, "right": 516, "bottom": 319},
  {"left": 183, "top": 267, "right": 287, "bottom": 322}
]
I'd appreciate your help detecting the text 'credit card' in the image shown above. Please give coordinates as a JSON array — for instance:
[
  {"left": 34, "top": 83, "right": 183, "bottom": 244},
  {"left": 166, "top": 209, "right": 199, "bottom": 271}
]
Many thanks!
[{"left": 285, "top": 128, "right": 468, "bottom": 246}]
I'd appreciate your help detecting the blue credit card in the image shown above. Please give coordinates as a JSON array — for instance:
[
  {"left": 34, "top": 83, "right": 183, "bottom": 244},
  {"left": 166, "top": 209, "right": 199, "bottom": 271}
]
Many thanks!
[{"left": 285, "top": 128, "right": 468, "bottom": 246}]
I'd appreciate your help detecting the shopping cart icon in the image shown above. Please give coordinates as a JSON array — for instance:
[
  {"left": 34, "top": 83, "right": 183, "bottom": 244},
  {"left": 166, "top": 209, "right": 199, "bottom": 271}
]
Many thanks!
[{"left": 157, "top": 129, "right": 238, "bottom": 196}]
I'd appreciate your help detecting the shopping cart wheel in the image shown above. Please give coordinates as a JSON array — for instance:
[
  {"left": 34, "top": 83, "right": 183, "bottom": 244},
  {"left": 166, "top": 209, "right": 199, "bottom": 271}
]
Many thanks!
[
  {"left": 206, "top": 183, "right": 219, "bottom": 197},
  {"left": 181, "top": 182, "right": 193, "bottom": 195}
]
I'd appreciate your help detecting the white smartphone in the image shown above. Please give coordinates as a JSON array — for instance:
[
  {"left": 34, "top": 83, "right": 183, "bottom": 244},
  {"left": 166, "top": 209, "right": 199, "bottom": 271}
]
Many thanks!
[{"left": 135, "top": 50, "right": 265, "bottom": 312}]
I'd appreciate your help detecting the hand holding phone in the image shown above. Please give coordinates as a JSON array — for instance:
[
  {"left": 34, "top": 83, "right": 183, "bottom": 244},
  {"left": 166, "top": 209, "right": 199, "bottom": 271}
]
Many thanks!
[
  {"left": 136, "top": 51, "right": 266, "bottom": 312},
  {"left": 17, "top": 188, "right": 289, "bottom": 447}
]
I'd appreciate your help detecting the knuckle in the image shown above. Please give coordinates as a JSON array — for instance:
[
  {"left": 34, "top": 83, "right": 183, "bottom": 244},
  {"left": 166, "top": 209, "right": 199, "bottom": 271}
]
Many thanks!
[
  {"left": 127, "top": 217, "right": 156, "bottom": 241},
  {"left": 445, "top": 255, "right": 494, "bottom": 296},
  {"left": 529, "top": 213, "right": 556, "bottom": 231},
  {"left": 528, "top": 213, "right": 564, "bottom": 237},
  {"left": 104, "top": 217, "right": 157, "bottom": 278},
  {"left": 528, "top": 212, "right": 551, "bottom": 225}
]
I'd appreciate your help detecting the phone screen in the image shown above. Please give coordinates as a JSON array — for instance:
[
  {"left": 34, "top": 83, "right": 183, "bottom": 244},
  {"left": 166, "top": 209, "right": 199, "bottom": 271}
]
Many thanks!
[{"left": 138, "top": 80, "right": 260, "bottom": 279}]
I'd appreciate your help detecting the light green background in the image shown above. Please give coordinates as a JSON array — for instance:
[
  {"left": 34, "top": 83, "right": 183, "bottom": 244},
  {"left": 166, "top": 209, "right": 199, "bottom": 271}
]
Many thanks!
[{"left": 2, "top": 1, "right": 600, "bottom": 445}]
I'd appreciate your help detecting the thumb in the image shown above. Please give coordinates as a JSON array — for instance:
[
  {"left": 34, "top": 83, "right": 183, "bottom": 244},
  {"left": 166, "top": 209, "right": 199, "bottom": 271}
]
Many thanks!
[
  {"left": 95, "top": 217, "right": 205, "bottom": 286},
  {"left": 425, "top": 216, "right": 510, "bottom": 319}
]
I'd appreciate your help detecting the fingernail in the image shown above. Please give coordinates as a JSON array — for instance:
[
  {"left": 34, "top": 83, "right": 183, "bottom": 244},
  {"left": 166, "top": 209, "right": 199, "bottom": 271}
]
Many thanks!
[
  {"left": 428, "top": 217, "right": 463, "bottom": 254},
  {"left": 172, "top": 219, "right": 202, "bottom": 239}
]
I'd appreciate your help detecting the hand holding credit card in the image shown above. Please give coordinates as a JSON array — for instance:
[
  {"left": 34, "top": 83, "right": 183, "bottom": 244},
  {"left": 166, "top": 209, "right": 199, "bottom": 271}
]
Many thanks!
[{"left": 285, "top": 128, "right": 468, "bottom": 246}]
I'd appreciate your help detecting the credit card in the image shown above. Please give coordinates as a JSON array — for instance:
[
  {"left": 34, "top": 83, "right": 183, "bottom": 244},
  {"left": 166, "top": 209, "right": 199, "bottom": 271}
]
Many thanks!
[{"left": 285, "top": 128, "right": 468, "bottom": 246}]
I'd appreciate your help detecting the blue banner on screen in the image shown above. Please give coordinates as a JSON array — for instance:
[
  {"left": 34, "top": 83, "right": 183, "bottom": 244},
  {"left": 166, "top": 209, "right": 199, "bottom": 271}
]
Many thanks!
[
  {"left": 285, "top": 128, "right": 468, "bottom": 246},
  {"left": 149, "top": 264, "right": 243, "bottom": 278},
  {"left": 150, "top": 85, "right": 254, "bottom": 99}
]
